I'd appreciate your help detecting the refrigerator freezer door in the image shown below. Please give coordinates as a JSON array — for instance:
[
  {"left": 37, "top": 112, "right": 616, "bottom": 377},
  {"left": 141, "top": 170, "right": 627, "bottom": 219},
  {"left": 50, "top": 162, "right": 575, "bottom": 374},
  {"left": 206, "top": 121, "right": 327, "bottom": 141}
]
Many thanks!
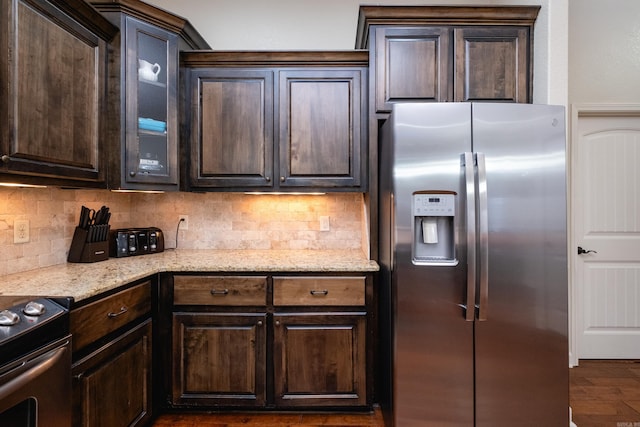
[
  {"left": 388, "top": 103, "right": 475, "bottom": 426},
  {"left": 471, "top": 103, "right": 568, "bottom": 426}
]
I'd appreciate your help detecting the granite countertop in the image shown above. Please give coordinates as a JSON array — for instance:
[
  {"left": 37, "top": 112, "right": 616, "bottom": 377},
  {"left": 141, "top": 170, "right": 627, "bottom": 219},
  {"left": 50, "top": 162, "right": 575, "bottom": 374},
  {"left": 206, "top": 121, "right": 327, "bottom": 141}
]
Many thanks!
[{"left": 1, "top": 249, "right": 379, "bottom": 303}]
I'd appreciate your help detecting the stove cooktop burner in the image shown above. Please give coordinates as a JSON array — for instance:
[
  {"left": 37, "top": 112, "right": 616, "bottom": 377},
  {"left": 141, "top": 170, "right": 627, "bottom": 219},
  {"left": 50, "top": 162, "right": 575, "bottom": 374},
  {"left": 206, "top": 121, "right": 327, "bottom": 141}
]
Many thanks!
[{"left": 0, "top": 297, "right": 70, "bottom": 366}]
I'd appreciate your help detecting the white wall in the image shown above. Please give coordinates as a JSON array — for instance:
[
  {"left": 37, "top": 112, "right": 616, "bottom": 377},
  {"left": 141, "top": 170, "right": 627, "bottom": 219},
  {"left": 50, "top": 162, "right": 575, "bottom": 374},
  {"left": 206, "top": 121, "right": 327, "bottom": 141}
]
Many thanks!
[
  {"left": 145, "top": 0, "right": 567, "bottom": 106},
  {"left": 568, "top": 0, "right": 640, "bottom": 104}
]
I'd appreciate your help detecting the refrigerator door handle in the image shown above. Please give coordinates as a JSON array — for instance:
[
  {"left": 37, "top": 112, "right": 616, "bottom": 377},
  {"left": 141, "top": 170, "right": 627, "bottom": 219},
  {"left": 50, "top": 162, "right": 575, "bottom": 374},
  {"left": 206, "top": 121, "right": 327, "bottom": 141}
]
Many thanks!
[
  {"left": 476, "top": 152, "right": 489, "bottom": 321},
  {"left": 463, "top": 152, "right": 477, "bottom": 321}
]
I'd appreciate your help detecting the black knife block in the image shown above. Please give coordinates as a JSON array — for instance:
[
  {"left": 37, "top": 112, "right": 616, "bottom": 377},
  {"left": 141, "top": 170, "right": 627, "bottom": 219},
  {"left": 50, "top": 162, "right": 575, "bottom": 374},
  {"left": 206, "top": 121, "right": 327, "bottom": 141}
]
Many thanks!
[{"left": 67, "top": 226, "right": 110, "bottom": 263}]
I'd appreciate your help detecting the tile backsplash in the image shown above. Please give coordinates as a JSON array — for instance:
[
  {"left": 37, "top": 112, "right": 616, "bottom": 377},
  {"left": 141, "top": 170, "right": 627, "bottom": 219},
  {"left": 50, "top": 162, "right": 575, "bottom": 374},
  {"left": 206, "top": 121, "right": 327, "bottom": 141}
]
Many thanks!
[{"left": 0, "top": 187, "right": 367, "bottom": 276}]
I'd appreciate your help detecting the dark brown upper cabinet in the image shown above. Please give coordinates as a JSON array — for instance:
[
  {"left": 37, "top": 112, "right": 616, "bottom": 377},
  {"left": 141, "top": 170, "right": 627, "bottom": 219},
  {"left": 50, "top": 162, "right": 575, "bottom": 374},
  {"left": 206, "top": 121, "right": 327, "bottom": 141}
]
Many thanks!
[
  {"left": 355, "top": 6, "right": 540, "bottom": 113},
  {"left": 454, "top": 26, "right": 530, "bottom": 103},
  {"left": 374, "top": 27, "right": 451, "bottom": 111},
  {"left": 187, "top": 67, "right": 275, "bottom": 189},
  {"left": 182, "top": 51, "right": 368, "bottom": 192},
  {"left": 90, "top": 0, "right": 209, "bottom": 192},
  {"left": 0, "top": 0, "right": 117, "bottom": 187}
]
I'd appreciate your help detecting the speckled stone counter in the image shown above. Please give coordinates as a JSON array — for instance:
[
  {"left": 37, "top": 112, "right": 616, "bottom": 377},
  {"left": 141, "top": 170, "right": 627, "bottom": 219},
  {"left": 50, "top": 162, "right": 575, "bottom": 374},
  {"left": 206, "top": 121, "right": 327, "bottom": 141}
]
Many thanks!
[{"left": 1, "top": 249, "right": 379, "bottom": 303}]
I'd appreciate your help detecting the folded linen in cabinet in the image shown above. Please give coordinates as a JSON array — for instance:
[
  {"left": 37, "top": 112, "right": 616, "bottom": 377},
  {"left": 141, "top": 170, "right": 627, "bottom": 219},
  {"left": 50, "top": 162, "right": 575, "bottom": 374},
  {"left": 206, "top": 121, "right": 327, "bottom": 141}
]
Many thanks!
[{"left": 138, "top": 117, "right": 167, "bottom": 132}]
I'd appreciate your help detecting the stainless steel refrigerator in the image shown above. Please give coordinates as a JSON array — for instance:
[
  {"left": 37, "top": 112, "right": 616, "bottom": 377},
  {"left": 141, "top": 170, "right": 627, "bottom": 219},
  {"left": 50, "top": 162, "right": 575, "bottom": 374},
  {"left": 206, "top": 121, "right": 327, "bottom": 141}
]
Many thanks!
[{"left": 378, "top": 102, "right": 568, "bottom": 426}]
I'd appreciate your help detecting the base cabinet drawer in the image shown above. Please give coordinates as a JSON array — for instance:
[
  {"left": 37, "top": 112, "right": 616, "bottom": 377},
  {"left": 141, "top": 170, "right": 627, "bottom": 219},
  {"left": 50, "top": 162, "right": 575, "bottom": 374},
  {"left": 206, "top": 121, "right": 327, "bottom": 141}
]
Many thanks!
[
  {"left": 173, "top": 275, "right": 267, "bottom": 306},
  {"left": 273, "top": 276, "right": 365, "bottom": 306},
  {"left": 71, "top": 281, "right": 151, "bottom": 353}
]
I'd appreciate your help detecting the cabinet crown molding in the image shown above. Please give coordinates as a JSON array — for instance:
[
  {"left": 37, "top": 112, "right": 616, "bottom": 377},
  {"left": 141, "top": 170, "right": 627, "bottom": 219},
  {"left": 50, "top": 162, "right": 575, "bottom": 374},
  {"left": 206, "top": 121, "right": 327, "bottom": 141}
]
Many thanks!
[
  {"left": 90, "top": 0, "right": 210, "bottom": 49},
  {"left": 355, "top": 5, "right": 541, "bottom": 48},
  {"left": 45, "top": 0, "right": 118, "bottom": 40},
  {"left": 181, "top": 50, "right": 369, "bottom": 68}
]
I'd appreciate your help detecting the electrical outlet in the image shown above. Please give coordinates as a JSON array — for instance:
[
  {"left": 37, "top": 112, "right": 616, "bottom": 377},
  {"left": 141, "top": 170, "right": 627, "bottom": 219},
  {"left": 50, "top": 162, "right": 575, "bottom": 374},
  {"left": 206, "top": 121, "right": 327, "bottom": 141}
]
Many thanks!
[
  {"left": 319, "top": 216, "right": 330, "bottom": 231},
  {"left": 178, "top": 215, "right": 189, "bottom": 230},
  {"left": 14, "top": 219, "right": 30, "bottom": 244}
]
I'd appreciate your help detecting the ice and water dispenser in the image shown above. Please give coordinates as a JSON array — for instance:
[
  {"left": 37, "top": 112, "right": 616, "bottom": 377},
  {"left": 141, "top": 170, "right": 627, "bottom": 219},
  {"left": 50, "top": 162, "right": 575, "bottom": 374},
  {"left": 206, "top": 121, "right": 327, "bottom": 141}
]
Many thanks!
[{"left": 412, "top": 191, "right": 457, "bottom": 265}]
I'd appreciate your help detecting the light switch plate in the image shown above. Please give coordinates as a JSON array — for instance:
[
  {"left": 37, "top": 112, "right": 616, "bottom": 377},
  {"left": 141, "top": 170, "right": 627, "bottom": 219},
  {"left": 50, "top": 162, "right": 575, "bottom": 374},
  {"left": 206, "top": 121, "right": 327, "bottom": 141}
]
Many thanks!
[{"left": 319, "top": 216, "right": 330, "bottom": 231}]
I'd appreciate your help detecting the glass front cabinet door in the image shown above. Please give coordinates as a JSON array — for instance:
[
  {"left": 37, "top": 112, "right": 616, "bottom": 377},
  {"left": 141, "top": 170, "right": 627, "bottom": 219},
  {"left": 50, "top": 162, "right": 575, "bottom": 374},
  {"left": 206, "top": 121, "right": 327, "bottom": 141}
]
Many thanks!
[
  {"left": 90, "top": 0, "right": 209, "bottom": 191},
  {"left": 125, "top": 18, "right": 178, "bottom": 189}
]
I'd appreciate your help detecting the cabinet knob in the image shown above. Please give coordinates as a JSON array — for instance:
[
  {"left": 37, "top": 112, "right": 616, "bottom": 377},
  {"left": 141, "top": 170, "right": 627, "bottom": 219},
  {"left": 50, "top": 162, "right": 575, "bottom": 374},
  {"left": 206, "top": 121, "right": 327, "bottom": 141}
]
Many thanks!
[
  {"left": 280, "top": 176, "right": 285, "bottom": 183},
  {"left": 265, "top": 176, "right": 271, "bottom": 182},
  {"left": 257, "top": 320, "right": 263, "bottom": 326},
  {"left": 1, "top": 155, "right": 10, "bottom": 163},
  {"left": 129, "top": 171, "right": 136, "bottom": 177},
  {"left": 275, "top": 320, "right": 281, "bottom": 326}
]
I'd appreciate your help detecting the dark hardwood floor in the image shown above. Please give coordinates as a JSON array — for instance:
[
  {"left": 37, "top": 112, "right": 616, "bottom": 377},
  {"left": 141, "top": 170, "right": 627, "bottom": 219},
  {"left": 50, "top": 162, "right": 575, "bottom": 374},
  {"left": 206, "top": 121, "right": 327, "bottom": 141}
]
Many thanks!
[
  {"left": 153, "top": 407, "right": 384, "bottom": 427},
  {"left": 570, "top": 359, "right": 640, "bottom": 427},
  {"left": 153, "top": 360, "right": 640, "bottom": 426}
]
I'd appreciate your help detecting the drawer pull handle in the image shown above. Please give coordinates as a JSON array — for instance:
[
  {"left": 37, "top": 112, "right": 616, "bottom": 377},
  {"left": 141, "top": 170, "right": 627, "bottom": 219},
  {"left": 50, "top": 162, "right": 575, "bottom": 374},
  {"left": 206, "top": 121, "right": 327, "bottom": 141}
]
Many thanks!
[
  {"left": 107, "top": 306, "right": 128, "bottom": 318},
  {"left": 310, "top": 289, "right": 329, "bottom": 296},
  {"left": 210, "top": 289, "right": 229, "bottom": 296}
]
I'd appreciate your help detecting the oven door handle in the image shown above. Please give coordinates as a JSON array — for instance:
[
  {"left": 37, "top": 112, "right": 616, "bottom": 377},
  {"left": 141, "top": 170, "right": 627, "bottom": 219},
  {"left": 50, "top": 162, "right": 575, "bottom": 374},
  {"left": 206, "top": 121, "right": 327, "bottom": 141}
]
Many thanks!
[{"left": 0, "top": 341, "right": 69, "bottom": 403}]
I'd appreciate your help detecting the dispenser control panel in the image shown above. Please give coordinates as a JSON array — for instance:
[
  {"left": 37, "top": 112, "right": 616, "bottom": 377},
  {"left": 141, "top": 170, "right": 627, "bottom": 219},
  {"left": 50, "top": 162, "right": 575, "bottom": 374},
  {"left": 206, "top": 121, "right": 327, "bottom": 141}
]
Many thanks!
[{"left": 413, "top": 193, "right": 455, "bottom": 216}]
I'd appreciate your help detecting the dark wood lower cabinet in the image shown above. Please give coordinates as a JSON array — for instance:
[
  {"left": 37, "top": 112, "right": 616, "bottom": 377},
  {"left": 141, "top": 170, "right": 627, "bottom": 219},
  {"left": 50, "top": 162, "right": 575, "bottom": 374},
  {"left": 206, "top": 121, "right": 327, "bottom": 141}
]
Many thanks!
[
  {"left": 171, "top": 312, "right": 267, "bottom": 407},
  {"left": 167, "top": 273, "right": 373, "bottom": 410},
  {"left": 72, "top": 319, "right": 153, "bottom": 427},
  {"left": 170, "top": 311, "right": 366, "bottom": 409},
  {"left": 273, "top": 313, "right": 367, "bottom": 407}
]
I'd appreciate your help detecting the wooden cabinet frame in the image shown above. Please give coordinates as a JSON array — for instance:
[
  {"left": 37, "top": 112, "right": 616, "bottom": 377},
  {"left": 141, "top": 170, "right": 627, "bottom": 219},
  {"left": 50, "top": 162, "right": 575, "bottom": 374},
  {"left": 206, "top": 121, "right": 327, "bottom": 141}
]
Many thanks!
[
  {"left": 182, "top": 51, "right": 368, "bottom": 192},
  {"left": 161, "top": 272, "right": 374, "bottom": 410}
]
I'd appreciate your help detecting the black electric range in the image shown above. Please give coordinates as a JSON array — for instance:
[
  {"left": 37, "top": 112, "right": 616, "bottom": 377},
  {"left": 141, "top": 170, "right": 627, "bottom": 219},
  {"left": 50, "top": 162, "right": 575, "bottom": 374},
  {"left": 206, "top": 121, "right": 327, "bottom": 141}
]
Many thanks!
[{"left": 0, "top": 296, "right": 71, "bottom": 366}]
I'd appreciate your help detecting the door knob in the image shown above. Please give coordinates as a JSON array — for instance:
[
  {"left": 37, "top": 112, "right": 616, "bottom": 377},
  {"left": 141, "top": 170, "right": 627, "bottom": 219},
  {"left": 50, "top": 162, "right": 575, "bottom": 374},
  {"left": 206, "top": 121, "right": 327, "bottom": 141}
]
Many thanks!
[{"left": 577, "top": 246, "right": 597, "bottom": 255}]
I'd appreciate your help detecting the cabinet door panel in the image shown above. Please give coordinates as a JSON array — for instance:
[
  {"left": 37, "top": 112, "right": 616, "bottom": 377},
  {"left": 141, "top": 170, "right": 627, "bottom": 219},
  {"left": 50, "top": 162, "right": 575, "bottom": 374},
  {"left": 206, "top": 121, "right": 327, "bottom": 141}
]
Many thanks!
[
  {"left": 375, "top": 27, "right": 451, "bottom": 112},
  {"left": 191, "top": 70, "right": 274, "bottom": 188},
  {"left": 279, "top": 70, "right": 363, "bottom": 188},
  {"left": 72, "top": 319, "right": 152, "bottom": 427},
  {"left": 454, "top": 27, "right": 530, "bottom": 102},
  {"left": 0, "top": 0, "right": 111, "bottom": 184},
  {"left": 172, "top": 312, "right": 267, "bottom": 406},
  {"left": 124, "top": 18, "right": 179, "bottom": 187},
  {"left": 273, "top": 313, "right": 366, "bottom": 407}
]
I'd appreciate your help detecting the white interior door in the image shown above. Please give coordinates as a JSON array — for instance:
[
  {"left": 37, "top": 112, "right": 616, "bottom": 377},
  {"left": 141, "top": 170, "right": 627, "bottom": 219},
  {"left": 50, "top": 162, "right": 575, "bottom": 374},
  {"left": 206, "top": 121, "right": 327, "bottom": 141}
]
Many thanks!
[{"left": 572, "top": 105, "right": 640, "bottom": 360}]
